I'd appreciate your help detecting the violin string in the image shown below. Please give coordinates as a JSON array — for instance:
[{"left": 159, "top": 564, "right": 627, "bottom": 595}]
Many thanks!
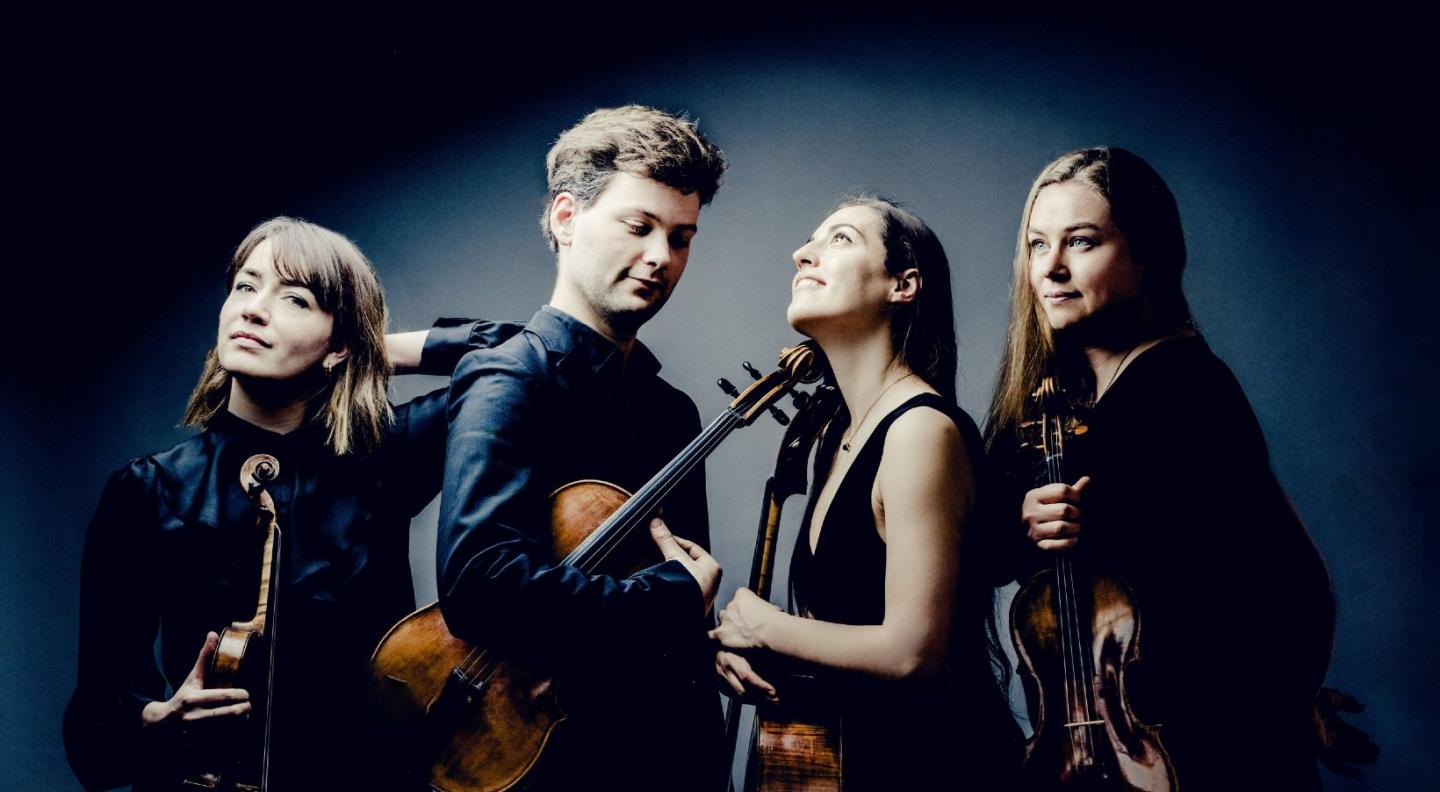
[
  {"left": 1043, "top": 414, "right": 1078, "bottom": 766},
  {"left": 1050, "top": 415, "right": 1091, "bottom": 766},
  {"left": 1064, "top": 418, "right": 1102, "bottom": 760},
  {"left": 1056, "top": 416, "right": 1098, "bottom": 764}
]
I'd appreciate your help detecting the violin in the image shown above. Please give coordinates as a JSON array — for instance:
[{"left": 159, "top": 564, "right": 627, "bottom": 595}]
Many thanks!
[
  {"left": 1009, "top": 378, "right": 1177, "bottom": 791},
  {"left": 371, "top": 343, "right": 822, "bottom": 792},
  {"left": 184, "top": 454, "right": 282, "bottom": 792},
  {"left": 717, "top": 374, "right": 840, "bottom": 792}
]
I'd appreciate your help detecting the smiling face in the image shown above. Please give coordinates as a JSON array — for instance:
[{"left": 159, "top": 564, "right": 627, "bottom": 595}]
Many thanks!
[
  {"left": 215, "top": 239, "right": 347, "bottom": 382},
  {"left": 787, "top": 204, "right": 899, "bottom": 337},
  {"left": 1026, "top": 181, "right": 1142, "bottom": 336},
  {"left": 548, "top": 171, "right": 701, "bottom": 339}
]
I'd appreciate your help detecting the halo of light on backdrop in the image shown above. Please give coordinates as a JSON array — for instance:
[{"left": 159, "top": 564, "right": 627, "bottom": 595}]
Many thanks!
[{"left": 8, "top": 8, "right": 1432, "bottom": 790}]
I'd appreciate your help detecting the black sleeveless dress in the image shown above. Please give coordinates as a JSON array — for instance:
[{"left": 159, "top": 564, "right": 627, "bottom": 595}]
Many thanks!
[{"left": 789, "top": 393, "right": 1022, "bottom": 790}]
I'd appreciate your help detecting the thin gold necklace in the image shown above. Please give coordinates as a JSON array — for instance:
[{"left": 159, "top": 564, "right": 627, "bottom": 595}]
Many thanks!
[{"left": 841, "top": 373, "right": 915, "bottom": 452}]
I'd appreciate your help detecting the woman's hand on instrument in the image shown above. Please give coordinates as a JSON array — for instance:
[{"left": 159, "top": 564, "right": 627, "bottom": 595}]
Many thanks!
[
  {"left": 650, "top": 518, "right": 722, "bottom": 614},
  {"left": 715, "top": 650, "right": 779, "bottom": 704},
  {"left": 709, "top": 587, "right": 781, "bottom": 651},
  {"left": 1022, "top": 476, "right": 1091, "bottom": 551},
  {"left": 140, "top": 632, "right": 250, "bottom": 736}
]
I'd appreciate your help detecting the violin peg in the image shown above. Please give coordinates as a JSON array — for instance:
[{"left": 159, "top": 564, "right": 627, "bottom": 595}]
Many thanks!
[
  {"left": 789, "top": 391, "right": 811, "bottom": 411},
  {"left": 768, "top": 406, "right": 790, "bottom": 426},
  {"left": 742, "top": 362, "right": 763, "bottom": 381},
  {"left": 717, "top": 378, "right": 741, "bottom": 398}
]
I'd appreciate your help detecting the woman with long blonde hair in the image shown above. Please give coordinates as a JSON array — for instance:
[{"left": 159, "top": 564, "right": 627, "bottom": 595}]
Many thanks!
[{"left": 986, "top": 148, "right": 1336, "bottom": 789}]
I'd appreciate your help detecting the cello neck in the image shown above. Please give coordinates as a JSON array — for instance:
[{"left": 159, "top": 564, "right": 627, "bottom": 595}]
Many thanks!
[{"left": 565, "top": 407, "right": 745, "bottom": 572}]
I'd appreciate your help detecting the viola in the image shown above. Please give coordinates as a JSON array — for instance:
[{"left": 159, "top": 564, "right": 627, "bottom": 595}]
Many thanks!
[
  {"left": 1009, "top": 378, "right": 1177, "bottom": 791},
  {"left": 718, "top": 377, "right": 841, "bottom": 792},
  {"left": 371, "top": 344, "right": 822, "bottom": 792},
  {"left": 184, "top": 454, "right": 282, "bottom": 792}
]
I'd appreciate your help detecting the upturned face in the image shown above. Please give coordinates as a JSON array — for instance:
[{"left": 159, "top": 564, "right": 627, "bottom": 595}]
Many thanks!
[
  {"left": 787, "top": 204, "right": 897, "bottom": 336},
  {"left": 552, "top": 171, "right": 701, "bottom": 335},
  {"left": 1026, "top": 181, "right": 1141, "bottom": 335},
  {"left": 215, "top": 239, "right": 346, "bottom": 382}
]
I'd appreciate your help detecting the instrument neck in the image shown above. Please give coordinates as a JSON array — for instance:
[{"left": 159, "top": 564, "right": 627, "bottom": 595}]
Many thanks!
[{"left": 566, "top": 408, "right": 743, "bottom": 571}]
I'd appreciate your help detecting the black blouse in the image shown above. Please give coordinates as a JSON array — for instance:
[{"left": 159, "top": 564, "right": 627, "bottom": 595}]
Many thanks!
[
  {"left": 790, "top": 393, "right": 1021, "bottom": 790},
  {"left": 63, "top": 319, "right": 518, "bottom": 792},
  {"left": 989, "top": 336, "right": 1335, "bottom": 790}
]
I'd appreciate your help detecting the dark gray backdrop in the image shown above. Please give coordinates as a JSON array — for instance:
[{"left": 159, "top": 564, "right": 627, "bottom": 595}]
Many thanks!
[{"left": 8, "top": 9, "right": 1432, "bottom": 790}]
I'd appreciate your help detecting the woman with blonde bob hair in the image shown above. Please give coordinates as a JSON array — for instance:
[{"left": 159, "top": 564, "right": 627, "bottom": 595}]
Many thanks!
[
  {"left": 709, "top": 196, "right": 1021, "bottom": 789},
  {"left": 64, "top": 217, "right": 512, "bottom": 791},
  {"left": 985, "top": 148, "right": 1336, "bottom": 789}
]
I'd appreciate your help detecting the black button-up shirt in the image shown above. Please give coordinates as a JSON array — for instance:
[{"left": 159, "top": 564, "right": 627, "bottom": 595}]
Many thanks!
[
  {"left": 437, "top": 306, "right": 723, "bottom": 791},
  {"left": 64, "top": 319, "right": 519, "bottom": 792}
]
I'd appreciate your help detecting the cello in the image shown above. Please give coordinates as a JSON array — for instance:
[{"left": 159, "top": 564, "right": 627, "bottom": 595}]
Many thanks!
[
  {"left": 371, "top": 343, "right": 822, "bottom": 792},
  {"left": 1009, "top": 377, "right": 1177, "bottom": 790},
  {"left": 717, "top": 376, "right": 842, "bottom": 792},
  {"left": 184, "top": 453, "right": 282, "bottom": 792}
]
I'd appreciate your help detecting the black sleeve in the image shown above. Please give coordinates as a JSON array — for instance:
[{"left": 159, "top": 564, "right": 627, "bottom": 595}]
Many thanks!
[
  {"left": 415, "top": 318, "right": 526, "bottom": 377},
  {"left": 1094, "top": 362, "right": 1334, "bottom": 716},
  {"left": 381, "top": 318, "right": 528, "bottom": 517},
  {"left": 63, "top": 463, "right": 169, "bottom": 792},
  {"left": 435, "top": 347, "right": 703, "bottom": 664}
]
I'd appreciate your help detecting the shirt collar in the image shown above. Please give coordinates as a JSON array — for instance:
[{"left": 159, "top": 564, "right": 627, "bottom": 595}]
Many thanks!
[{"left": 529, "top": 305, "right": 662, "bottom": 379}]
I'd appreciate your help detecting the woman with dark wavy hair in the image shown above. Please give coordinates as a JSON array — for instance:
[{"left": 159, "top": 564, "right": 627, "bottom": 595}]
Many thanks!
[
  {"left": 710, "top": 196, "right": 1021, "bottom": 789},
  {"left": 63, "top": 217, "right": 510, "bottom": 791},
  {"left": 986, "top": 147, "right": 1336, "bottom": 789}
]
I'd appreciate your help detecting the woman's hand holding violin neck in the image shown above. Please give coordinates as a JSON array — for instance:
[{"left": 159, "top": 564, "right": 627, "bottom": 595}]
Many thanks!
[
  {"left": 649, "top": 518, "right": 722, "bottom": 614},
  {"left": 709, "top": 587, "right": 781, "bottom": 651},
  {"left": 1022, "top": 475, "right": 1091, "bottom": 552},
  {"left": 141, "top": 632, "right": 250, "bottom": 736},
  {"left": 714, "top": 649, "right": 780, "bottom": 705}
]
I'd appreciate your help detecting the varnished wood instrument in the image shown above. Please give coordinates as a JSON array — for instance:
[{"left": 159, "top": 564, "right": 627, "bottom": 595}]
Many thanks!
[
  {"left": 717, "top": 375, "right": 841, "bottom": 792},
  {"left": 371, "top": 343, "right": 823, "bottom": 792},
  {"left": 1009, "top": 378, "right": 1177, "bottom": 791},
  {"left": 184, "top": 454, "right": 282, "bottom": 792}
]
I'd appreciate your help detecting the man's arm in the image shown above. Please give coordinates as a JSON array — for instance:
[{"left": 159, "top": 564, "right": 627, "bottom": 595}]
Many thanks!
[{"left": 435, "top": 346, "right": 709, "bottom": 666}]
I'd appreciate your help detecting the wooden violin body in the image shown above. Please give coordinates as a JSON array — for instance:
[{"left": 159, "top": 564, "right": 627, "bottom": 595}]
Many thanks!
[
  {"left": 1009, "top": 379, "right": 1176, "bottom": 791},
  {"left": 1012, "top": 566, "right": 1175, "bottom": 790},
  {"left": 372, "top": 481, "right": 651, "bottom": 792},
  {"left": 373, "top": 344, "right": 823, "bottom": 792},
  {"left": 184, "top": 454, "right": 282, "bottom": 792}
]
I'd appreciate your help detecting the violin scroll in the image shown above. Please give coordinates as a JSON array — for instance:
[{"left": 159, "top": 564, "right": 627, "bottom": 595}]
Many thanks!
[{"left": 240, "top": 454, "right": 280, "bottom": 502}]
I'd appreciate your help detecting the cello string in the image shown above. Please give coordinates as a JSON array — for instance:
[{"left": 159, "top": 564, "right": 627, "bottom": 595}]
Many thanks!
[
  {"left": 576, "top": 410, "right": 742, "bottom": 573},
  {"left": 460, "top": 408, "right": 747, "bottom": 689},
  {"left": 568, "top": 409, "right": 740, "bottom": 570}
]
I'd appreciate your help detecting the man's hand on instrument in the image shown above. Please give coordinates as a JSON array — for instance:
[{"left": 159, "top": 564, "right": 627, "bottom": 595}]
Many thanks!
[
  {"left": 709, "top": 587, "right": 781, "bottom": 651},
  {"left": 140, "top": 631, "right": 251, "bottom": 736},
  {"left": 1022, "top": 476, "right": 1091, "bottom": 551},
  {"left": 715, "top": 650, "right": 779, "bottom": 705},
  {"left": 650, "top": 517, "right": 722, "bottom": 614}
]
